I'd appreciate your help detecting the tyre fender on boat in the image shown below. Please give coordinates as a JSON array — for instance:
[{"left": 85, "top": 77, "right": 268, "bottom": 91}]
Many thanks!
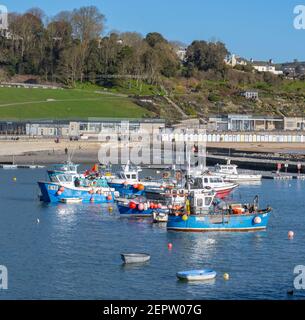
[{"left": 253, "top": 216, "right": 262, "bottom": 224}]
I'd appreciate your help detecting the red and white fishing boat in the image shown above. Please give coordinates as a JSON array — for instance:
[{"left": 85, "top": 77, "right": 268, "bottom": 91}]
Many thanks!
[{"left": 189, "top": 174, "right": 238, "bottom": 199}]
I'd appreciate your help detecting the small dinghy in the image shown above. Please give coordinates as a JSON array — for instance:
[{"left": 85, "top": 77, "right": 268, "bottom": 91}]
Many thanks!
[
  {"left": 153, "top": 211, "right": 168, "bottom": 223},
  {"left": 121, "top": 253, "right": 151, "bottom": 264},
  {"left": 60, "top": 198, "right": 83, "bottom": 204},
  {"left": 177, "top": 269, "right": 217, "bottom": 281}
]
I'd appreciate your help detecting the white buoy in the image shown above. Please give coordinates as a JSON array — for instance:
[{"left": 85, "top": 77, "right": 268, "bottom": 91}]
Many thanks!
[
  {"left": 288, "top": 231, "right": 294, "bottom": 239},
  {"left": 37, "top": 219, "right": 40, "bottom": 224}
]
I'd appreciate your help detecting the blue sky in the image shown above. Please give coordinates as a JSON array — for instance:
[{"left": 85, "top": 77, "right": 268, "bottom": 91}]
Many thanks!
[{"left": 4, "top": 0, "right": 305, "bottom": 62}]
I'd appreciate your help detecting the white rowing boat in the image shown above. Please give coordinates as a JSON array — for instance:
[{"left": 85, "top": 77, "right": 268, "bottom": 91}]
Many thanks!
[
  {"left": 121, "top": 253, "right": 151, "bottom": 264},
  {"left": 60, "top": 198, "right": 83, "bottom": 204},
  {"left": 177, "top": 269, "right": 217, "bottom": 281}
]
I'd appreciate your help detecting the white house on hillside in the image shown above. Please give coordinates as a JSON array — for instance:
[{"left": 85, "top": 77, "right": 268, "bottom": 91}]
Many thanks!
[
  {"left": 252, "top": 60, "right": 283, "bottom": 75},
  {"left": 225, "top": 54, "right": 248, "bottom": 67},
  {"left": 176, "top": 47, "right": 187, "bottom": 61}
]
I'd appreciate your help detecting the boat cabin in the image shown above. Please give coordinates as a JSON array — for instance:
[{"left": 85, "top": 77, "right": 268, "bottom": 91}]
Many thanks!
[
  {"left": 189, "top": 191, "right": 216, "bottom": 214},
  {"left": 49, "top": 172, "right": 77, "bottom": 185},
  {"left": 215, "top": 164, "right": 238, "bottom": 175},
  {"left": 189, "top": 175, "right": 225, "bottom": 189},
  {"left": 117, "top": 161, "right": 141, "bottom": 182},
  {"left": 51, "top": 162, "right": 79, "bottom": 175}
]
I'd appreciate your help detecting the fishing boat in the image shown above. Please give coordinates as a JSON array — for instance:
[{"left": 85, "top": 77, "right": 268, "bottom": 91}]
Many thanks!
[
  {"left": 189, "top": 174, "right": 238, "bottom": 199},
  {"left": 2, "top": 164, "right": 18, "bottom": 169},
  {"left": 213, "top": 160, "right": 262, "bottom": 183},
  {"left": 38, "top": 170, "right": 118, "bottom": 203},
  {"left": 167, "top": 192, "right": 272, "bottom": 232},
  {"left": 106, "top": 161, "right": 174, "bottom": 197},
  {"left": 117, "top": 196, "right": 169, "bottom": 217},
  {"left": 177, "top": 269, "right": 217, "bottom": 281},
  {"left": 146, "top": 175, "right": 237, "bottom": 201}
]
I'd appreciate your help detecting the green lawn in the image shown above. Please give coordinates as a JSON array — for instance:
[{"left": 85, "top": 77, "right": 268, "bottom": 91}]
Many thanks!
[{"left": 0, "top": 87, "right": 152, "bottom": 120}]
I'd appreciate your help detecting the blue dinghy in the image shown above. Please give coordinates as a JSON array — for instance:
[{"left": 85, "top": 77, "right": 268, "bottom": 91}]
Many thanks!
[{"left": 177, "top": 269, "right": 217, "bottom": 281}]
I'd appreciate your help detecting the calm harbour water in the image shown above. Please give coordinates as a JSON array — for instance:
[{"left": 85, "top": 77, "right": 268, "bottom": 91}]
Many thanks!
[{"left": 0, "top": 168, "right": 305, "bottom": 300}]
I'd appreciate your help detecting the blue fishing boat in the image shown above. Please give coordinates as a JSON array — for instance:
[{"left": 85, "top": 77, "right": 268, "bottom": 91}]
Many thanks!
[
  {"left": 107, "top": 161, "right": 174, "bottom": 197},
  {"left": 167, "top": 193, "right": 272, "bottom": 232},
  {"left": 38, "top": 170, "right": 118, "bottom": 203}
]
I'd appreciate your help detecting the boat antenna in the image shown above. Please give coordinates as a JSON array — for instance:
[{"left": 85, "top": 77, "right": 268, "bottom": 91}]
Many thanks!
[
  {"left": 187, "top": 145, "right": 192, "bottom": 193},
  {"left": 69, "top": 146, "right": 77, "bottom": 163}
]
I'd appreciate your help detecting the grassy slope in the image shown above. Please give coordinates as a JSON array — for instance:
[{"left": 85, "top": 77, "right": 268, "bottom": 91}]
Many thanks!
[{"left": 0, "top": 87, "right": 152, "bottom": 120}]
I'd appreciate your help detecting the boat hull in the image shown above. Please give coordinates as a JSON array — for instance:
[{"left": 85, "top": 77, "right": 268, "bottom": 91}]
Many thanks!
[
  {"left": 121, "top": 253, "right": 151, "bottom": 264},
  {"left": 117, "top": 204, "right": 154, "bottom": 217},
  {"left": 214, "top": 184, "right": 238, "bottom": 199},
  {"left": 167, "top": 211, "right": 271, "bottom": 232},
  {"left": 38, "top": 182, "right": 115, "bottom": 203},
  {"left": 108, "top": 182, "right": 145, "bottom": 197}
]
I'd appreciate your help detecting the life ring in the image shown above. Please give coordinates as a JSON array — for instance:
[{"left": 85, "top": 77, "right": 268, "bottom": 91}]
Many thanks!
[
  {"left": 163, "top": 172, "right": 170, "bottom": 179},
  {"left": 175, "top": 172, "right": 182, "bottom": 181},
  {"left": 253, "top": 216, "right": 262, "bottom": 224}
]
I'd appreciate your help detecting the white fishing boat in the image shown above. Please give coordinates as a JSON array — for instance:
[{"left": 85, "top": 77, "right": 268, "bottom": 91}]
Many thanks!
[
  {"left": 213, "top": 160, "right": 262, "bottom": 183},
  {"left": 2, "top": 164, "right": 18, "bottom": 169}
]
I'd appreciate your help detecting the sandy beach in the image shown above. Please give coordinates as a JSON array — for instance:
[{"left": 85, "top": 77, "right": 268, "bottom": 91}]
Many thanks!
[
  {"left": 0, "top": 139, "right": 305, "bottom": 164},
  {"left": 0, "top": 140, "right": 102, "bottom": 164}
]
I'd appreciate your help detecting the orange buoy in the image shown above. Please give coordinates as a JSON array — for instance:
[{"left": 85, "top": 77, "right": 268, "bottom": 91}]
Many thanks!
[
  {"left": 233, "top": 207, "right": 243, "bottom": 215},
  {"left": 138, "top": 184, "right": 145, "bottom": 191},
  {"left": 168, "top": 243, "right": 173, "bottom": 250},
  {"left": 107, "top": 195, "right": 113, "bottom": 201}
]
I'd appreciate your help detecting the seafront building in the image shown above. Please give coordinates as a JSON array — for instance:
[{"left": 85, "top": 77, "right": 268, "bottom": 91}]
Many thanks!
[
  {"left": 0, "top": 115, "right": 305, "bottom": 142},
  {"left": 0, "top": 119, "right": 166, "bottom": 138}
]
